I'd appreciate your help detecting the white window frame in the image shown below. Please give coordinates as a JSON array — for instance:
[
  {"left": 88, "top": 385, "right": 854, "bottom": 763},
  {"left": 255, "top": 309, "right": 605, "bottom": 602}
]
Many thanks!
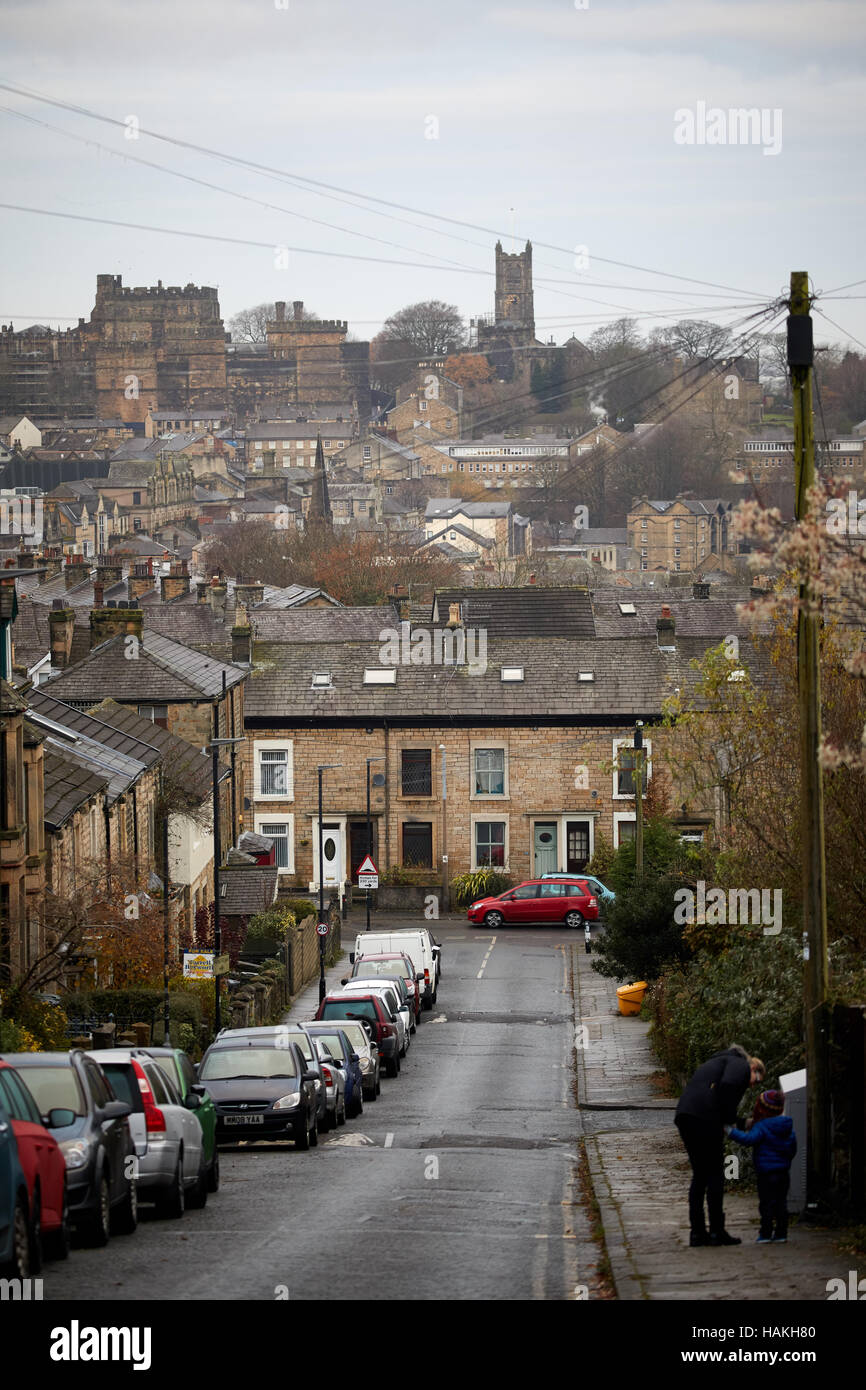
[
  {"left": 254, "top": 813, "right": 295, "bottom": 873},
  {"left": 612, "top": 737, "right": 652, "bottom": 800},
  {"left": 253, "top": 739, "right": 294, "bottom": 801},
  {"left": 471, "top": 815, "right": 509, "bottom": 870},
  {"left": 470, "top": 741, "right": 509, "bottom": 800},
  {"left": 613, "top": 812, "right": 636, "bottom": 848}
]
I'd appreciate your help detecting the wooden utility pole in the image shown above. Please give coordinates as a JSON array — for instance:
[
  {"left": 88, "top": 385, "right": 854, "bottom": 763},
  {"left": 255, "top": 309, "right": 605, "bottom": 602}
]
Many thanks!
[{"left": 789, "top": 270, "right": 830, "bottom": 1200}]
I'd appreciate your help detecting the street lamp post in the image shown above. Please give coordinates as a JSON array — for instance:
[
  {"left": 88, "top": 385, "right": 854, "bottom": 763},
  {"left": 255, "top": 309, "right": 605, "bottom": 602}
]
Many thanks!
[
  {"left": 206, "top": 734, "right": 246, "bottom": 1035},
  {"left": 317, "top": 764, "right": 341, "bottom": 1001},
  {"left": 366, "top": 757, "right": 385, "bottom": 932}
]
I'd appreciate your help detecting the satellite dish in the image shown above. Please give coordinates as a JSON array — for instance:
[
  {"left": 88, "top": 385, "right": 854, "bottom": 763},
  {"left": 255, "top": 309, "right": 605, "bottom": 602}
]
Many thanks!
[{"left": 372, "top": 773, "right": 386, "bottom": 787}]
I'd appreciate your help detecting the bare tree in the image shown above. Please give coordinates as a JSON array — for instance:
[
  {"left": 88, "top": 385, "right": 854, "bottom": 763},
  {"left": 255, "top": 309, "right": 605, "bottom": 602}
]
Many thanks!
[
  {"left": 649, "top": 319, "right": 733, "bottom": 360},
  {"left": 228, "top": 301, "right": 318, "bottom": 343},
  {"left": 380, "top": 301, "right": 466, "bottom": 357}
]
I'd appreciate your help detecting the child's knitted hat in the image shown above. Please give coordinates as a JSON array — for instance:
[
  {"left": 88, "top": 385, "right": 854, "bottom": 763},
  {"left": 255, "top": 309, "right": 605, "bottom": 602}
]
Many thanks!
[{"left": 753, "top": 1089, "right": 785, "bottom": 1121}]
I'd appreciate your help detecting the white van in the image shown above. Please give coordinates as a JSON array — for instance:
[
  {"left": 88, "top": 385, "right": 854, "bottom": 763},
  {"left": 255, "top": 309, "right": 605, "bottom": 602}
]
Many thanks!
[{"left": 351, "top": 928, "right": 440, "bottom": 1010}]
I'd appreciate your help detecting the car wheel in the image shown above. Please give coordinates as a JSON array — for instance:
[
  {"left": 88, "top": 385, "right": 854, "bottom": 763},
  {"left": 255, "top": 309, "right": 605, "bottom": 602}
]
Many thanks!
[
  {"left": 111, "top": 1175, "right": 138, "bottom": 1236},
  {"left": 386, "top": 1055, "right": 399, "bottom": 1078},
  {"left": 484, "top": 910, "right": 503, "bottom": 929},
  {"left": 45, "top": 1179, "right": 71, "bottom": 1261},
  {"left": 28, "top": 1184, "right": 43, "bottom": 1275},
  {"left": 376, "top": 1076, "right": 382, "bottom": 1096},
  {"left": 354, "top": 1092, "right": 364, "bottom": 1118},
  {"left": 206, "top": 1147, "right": 220, "bottom": 1194},
  {"left": 565, "top": 910, "right": 584, "bottom": 929},
  {"left": 337, "top": 1097, "right": 347, "bottom": 1126},
  {"left": 295, "top": 1115, "right": 311, "bottom": 1150},
  {"left": 84, "top": 1173, "right": 111, "bottom": 1247},
  {"left": 157, "top": 1159, "right": 185, "bottom": 1220},
  {"left": 309, "top": 1113, "right": 318, "bottom": 1147},
  {"left": 186, "top": 1150, "right": 209, "bottom": 1210},
  {"left": 5, "top": 1194, "right": 30, "bottom": 1278}
]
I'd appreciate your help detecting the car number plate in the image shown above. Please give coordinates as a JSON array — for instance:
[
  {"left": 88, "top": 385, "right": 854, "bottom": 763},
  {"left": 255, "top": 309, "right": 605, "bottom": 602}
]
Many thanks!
[{"left": 223, "top": 1114, "right": 264, "bottom": 1126}]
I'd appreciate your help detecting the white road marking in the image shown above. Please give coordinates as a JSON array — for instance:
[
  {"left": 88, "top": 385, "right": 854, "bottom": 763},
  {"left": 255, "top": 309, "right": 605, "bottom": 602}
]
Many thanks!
[
  {"left": 384, "top": 1132, "right": 394, "bottom": 1148},
  {"left": 429, "top": 1013, "right": 448, "bottom": 1023},
  {"left": 476, "top": 935, "right": 497, "bottom": 979}
]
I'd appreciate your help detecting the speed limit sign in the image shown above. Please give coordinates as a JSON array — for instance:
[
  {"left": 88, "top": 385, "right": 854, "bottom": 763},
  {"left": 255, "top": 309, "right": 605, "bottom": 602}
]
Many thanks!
[{"left": 316, "top": 922, "right": 329, "bottom": 937}]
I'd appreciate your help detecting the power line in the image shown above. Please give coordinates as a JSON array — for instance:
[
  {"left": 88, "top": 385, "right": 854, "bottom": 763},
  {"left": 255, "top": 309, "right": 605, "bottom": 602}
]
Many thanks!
[{"left": 0, "top": 79, "right": 771, "bottom": 302}]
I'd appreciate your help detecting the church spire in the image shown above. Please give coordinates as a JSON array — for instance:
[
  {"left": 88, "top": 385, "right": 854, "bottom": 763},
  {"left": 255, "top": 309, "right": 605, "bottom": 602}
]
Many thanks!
[{"left": 308, "top": 431, "right": 332, "bottom": 527}]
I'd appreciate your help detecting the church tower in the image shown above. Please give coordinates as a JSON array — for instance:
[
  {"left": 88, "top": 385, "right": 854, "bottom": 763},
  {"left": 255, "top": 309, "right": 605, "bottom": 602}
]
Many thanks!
[{"left": 493, "top": 240, "right": 534, "bottom": 334}]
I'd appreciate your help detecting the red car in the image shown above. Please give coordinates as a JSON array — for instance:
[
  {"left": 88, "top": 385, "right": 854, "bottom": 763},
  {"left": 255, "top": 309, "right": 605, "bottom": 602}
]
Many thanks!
[
  {"left": 0, "top": 1060, "right": 69, "bottom": 1267},
  {"left": 467, "top": 878, "right": 599, "bottom": 929},
  {"left": 314, "top": 992, "right": 401, "bottom": 1078}
]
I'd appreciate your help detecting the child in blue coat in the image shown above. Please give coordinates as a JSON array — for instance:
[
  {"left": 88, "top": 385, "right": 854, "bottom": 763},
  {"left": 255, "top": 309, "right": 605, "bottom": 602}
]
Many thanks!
[{"left": 728, "top": 1089, "right": 797, "bottom": 1243}]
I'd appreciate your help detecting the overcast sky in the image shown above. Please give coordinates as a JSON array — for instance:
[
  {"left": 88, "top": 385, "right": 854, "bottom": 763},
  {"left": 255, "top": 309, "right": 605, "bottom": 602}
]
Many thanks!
[{"left": 1, "top": 0, "right": 864, "bottom": 355}]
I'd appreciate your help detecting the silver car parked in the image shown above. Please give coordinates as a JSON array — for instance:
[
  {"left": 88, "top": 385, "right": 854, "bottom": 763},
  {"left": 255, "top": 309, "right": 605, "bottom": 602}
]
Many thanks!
[
  {"left": 89, "top": 1050, "right": 208, "bottom": 1215},
  {"left": 313, "top": 1040, "right": 347, "bottom": 1130}
]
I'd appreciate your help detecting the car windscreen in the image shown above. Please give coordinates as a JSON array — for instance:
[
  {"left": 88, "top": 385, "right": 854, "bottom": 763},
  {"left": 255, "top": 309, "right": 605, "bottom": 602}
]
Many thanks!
[
  {"left": 149, "top": 1055, "right": 182, "bottom": 1095},
  {"left": 336, "top": 1022, "right": 371, "bottom": 1052},
  {"left": 100, "top": 1064, "right": 143, "bottom": 1111},
  {"left": 312, "top": 1033, "right": 347, "bottom": 1060},
  {"left": 16, "top": 1065, "right": 86, "bottom": 1116},
  {"left": 355, "top": 959, "right": 407, "bottom": 980},
  {"left": 200, "top": 1049, "right": 299, "bottom": 1081},
  {"left": 321, "top": 999, "right": 377, "bottom": 1021}
]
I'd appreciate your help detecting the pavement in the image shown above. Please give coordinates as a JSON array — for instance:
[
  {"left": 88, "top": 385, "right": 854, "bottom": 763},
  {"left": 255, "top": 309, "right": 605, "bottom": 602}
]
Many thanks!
[{"left": 572, "top": 940, "right": 848, "bottom": 1301}]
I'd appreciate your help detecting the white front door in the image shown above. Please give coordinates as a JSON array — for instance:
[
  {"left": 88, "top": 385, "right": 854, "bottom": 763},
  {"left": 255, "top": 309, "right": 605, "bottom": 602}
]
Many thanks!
[{"left": 313, "top": 820, "right": 345, "bottom": 889}]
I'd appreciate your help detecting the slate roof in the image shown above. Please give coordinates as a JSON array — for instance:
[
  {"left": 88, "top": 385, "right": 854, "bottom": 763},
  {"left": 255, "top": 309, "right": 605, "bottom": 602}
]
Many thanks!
[
  {"left": 31, "top": 702, "right": 149, "bottom": 803},
  {"left": 105, "top": 456, "right": 159, "bottom": 478},
  {"left": 420, "top": 524, "right": 493, "bottom": 550},
  {"left": 43, "top": 630, "right": 247, "bottom": 705},
  {"left": 86, "top": 698, "right": 225, "bottom": 802},
  {"left": 41, "top": 745, "right": 110, "bottom": 829},
  {"left": 29, "top": 689, "right": 160, "bottom": 769},
  {"left": 244, "top": 635, "right": 769, "bottom": 723},
  {"left": 590, "top": 589, "right": 771, "bottom": 639},
  {"left": 425, "top": 498, "right": 511, "bottom": 520},
  {"left": 429, "top": 587, "right": 596, "bottom": 639},
  {"left": 218, "top": 866, "right": 279, "bottom": 916}
]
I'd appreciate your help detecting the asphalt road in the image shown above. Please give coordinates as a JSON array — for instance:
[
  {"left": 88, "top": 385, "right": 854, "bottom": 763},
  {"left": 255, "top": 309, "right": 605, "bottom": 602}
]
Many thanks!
[{"left": 42, "top": 916, "right": 602, "bottom": 1301}]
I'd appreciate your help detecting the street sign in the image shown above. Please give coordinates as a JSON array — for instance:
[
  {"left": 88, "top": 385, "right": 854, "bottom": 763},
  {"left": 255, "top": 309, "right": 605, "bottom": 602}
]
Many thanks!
[
  {"left": 183, "top": 951, "right": 215, "bottom": 980},
  {"left": 214, "top": 954, "right": 230, "bottom": 976},
  {"left": 357, "top": 854, "right": 378, "bottom": 889},
  {"left": 316, "top": 922, "right": 330, "bottom": 937}
]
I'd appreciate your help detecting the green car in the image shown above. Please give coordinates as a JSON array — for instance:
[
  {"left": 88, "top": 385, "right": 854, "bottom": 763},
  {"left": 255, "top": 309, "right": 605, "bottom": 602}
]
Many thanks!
[{"left": 140, "top": 1047, "right": 220, "bottom": 1194}]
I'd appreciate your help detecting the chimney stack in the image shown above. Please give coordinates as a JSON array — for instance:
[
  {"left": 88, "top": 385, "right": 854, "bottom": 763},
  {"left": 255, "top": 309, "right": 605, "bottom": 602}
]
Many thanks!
[
  {"left": 93, "top": 579, "right": 104, "bottom": 608},
  {"left": 161, "top": 558, "right": 191, "bottom": 602},
  {"left": 235, "top": 578, "right": 265, "bottom": 608},
  {"left": 231, "top": 612, "right": 252, "bottom": 664},
  {"left": 657, "top": 605, "right": 676, "bottom": 646},
  {"left": 63, "top": 553, "right": 88, "bottom": 590},
  {"left": 208, "top": 578, "right": 228, "bottom": 620},
  {"left": 128, "top": 557, "right": 155, "bottom": 602},
  {"left": 692, "top": 581, "right": 710, "bottom": 600},
  {"left": 89, "top": 599, "right": 144, "bottom": 649},
  {"left": 49, "top": 599, "right": 75, "bottom": 668},
  {"left": 293, "top": 300, "right": 303, "bottom": 321},
  {"left": 96, "top": 554, "right": 123, "bottom": 588},
  {"left": 275, "top": 301, "right": 286, "bottom": 323}
]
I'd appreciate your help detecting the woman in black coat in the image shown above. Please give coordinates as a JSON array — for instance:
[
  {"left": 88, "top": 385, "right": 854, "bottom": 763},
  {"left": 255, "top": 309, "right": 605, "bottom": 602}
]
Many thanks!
[{"left": 675, "top": 1044, "right": 765, "bottom": 1246}]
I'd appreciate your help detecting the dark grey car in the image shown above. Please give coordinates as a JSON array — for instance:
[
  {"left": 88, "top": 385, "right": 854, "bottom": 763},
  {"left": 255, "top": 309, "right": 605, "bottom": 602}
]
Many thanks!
[{"left": 3, "top": 1051, "right": 136, "bottom": 1246}]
